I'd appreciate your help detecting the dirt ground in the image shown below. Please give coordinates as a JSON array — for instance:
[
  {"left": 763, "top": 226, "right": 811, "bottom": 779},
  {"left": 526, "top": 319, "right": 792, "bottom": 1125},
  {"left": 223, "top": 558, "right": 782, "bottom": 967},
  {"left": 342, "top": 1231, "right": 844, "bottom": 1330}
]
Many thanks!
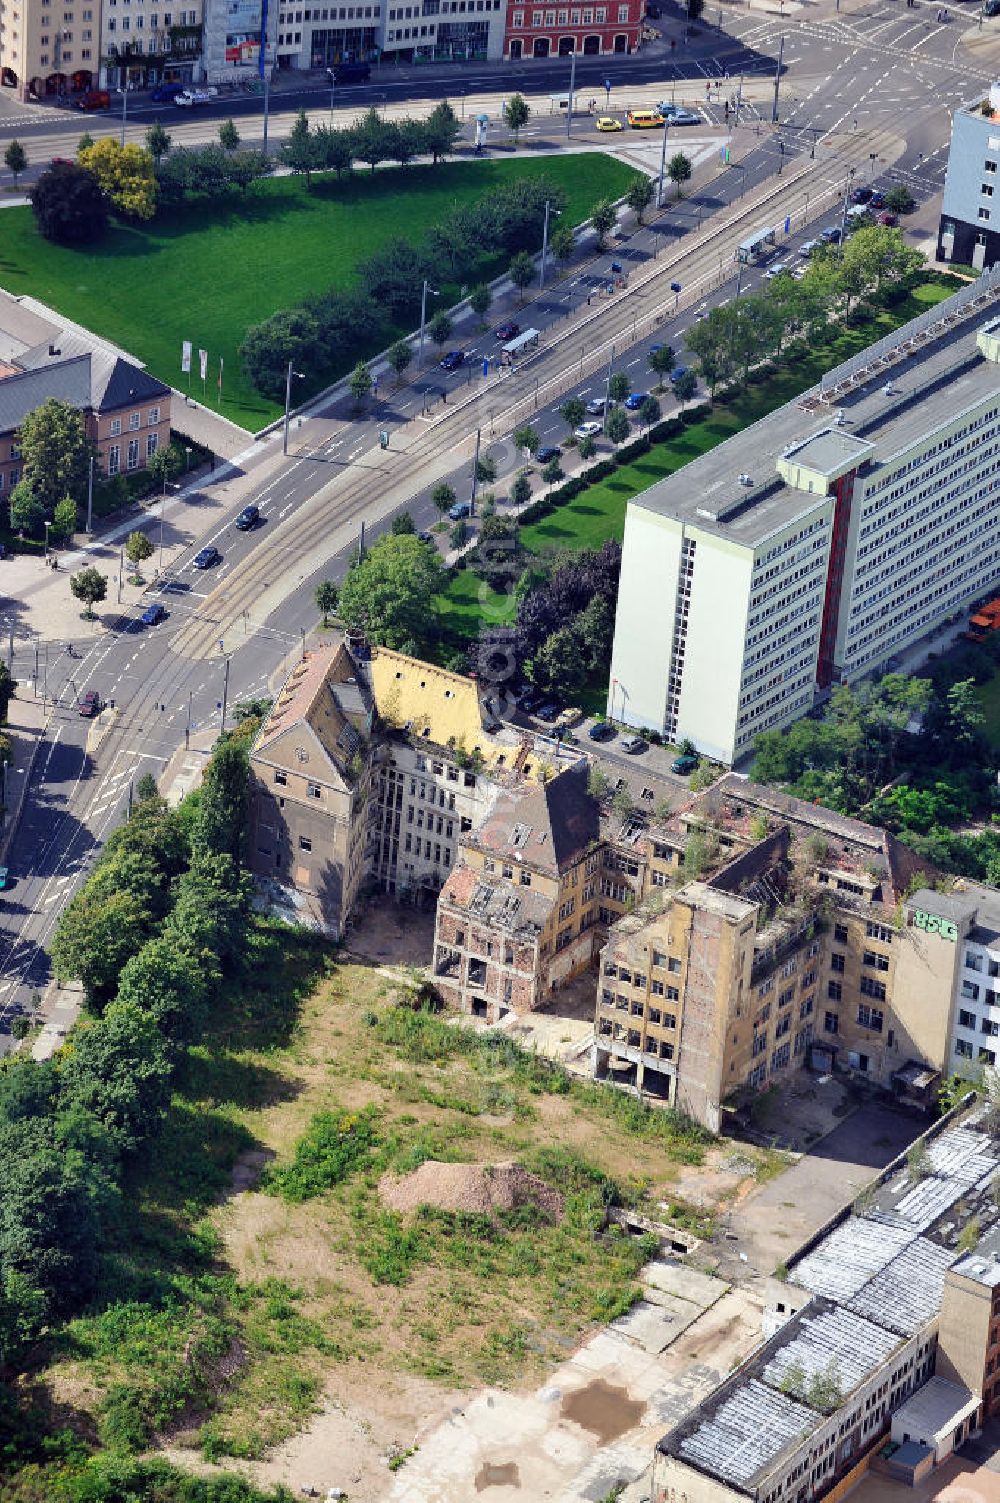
[{"left": 847, "top": 1455, "right": 1000, "bottom": 1503}]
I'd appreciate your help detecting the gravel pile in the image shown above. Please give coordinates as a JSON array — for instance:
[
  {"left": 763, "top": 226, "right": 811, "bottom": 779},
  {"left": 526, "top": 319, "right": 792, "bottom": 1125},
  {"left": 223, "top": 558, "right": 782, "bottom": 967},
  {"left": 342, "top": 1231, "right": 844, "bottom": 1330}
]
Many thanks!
[{"left": 380, "top": 1160, "right": 564, "bottom": 1222}]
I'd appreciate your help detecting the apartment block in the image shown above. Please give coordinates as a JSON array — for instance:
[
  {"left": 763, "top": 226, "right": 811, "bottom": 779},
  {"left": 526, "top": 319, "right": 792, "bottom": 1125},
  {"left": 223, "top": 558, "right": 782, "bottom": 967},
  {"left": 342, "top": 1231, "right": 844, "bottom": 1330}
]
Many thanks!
[
  {"left": 593, "top": 773, "right": 951, "bottom": 1131},
  {"left": 100, "top": 0, "right": 203, "bottom": 91},
  {"left": 654, "top": 1110, "right": 1000, "bottom": 1502},
  {"left": 608, "top": 267, "right": 1000, "bottom": 764},
  {"left": 938, "top": 84, "right": 1000, "bottom": 271},
  {"left": 0, "top": 0, "right": 98, "bottom": 100},
  {"left": 503, "top": 0, "right": 641, "bottom": 61}
]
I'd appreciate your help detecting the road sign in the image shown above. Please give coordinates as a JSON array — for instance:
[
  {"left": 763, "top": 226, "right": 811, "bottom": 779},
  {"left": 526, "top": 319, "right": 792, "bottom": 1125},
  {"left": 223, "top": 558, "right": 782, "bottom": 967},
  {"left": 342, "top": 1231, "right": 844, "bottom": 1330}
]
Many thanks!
[
  {"left": 784, "top": 215, "right": 791, "bottom": 234},
  {"left": 670, "top": 281, "right": 682, "bottom": 293},
  {"left": 483, "top": 358, "right": 489, "bottom": 377}
]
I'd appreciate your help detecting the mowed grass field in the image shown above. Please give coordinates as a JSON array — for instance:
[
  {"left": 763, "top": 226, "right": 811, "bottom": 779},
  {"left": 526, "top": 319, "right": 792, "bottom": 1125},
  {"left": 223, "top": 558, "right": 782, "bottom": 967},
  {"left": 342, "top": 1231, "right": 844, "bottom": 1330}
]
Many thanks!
[{"left": 0, "top": 154, "right": 639, "bottom": 429}]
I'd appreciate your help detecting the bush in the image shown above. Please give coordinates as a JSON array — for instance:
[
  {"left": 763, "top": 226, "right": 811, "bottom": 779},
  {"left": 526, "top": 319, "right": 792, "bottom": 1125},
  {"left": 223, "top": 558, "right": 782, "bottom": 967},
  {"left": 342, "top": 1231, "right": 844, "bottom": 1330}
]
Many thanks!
[{"left": 264, "top": 1107, "right": 380, "bottom": 1202}]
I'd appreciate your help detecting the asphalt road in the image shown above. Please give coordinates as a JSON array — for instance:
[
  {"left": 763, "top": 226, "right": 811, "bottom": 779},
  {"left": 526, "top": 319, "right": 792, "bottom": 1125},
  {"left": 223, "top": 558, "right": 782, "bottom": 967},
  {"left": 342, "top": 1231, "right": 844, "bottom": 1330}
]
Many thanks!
[{"left": 0, "top": 0, "right": 991, "bottom": 1042}]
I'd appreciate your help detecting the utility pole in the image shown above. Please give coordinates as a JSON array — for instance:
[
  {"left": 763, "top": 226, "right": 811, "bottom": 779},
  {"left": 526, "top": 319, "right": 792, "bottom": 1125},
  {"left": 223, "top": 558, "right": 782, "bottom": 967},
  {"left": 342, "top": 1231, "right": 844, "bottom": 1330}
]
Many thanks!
[
  {"left": 221, "top": 657, "right": 230, "bottom": 730},
  {"left": 566, "top": 47, "right": 576, "bottom": 140},
  {"left": 838, "top": 166, "right": 856, "bottom": 252},
  {"left": 283, "top": 361, "right": 303, "bottom": 455},
  {"left": 539, "top": 200, "right": 554, "bottom": 289},
  {"left": 120, "top": 84, "right": 128, "bottom": 147},
  {"left": 418, "top": 278, "right": 438, "bottom": 366},
  {"left": 85, "top": 452, "right": 94, "bottom": 534},
  {"left": 735, "top": 70, "right": 743, "bottom": 126},
  {"left": 771, "top": 34, "right": 784, "bottom": 124},
  {"left": 358, "top": 518, "right": 366, "bottom": 563},
  {"left": 300, "top": 626, "right": 306, "bottom": 661},
  {"left": 185, "top": 690, "right": 193, "bottom": 748},
  {"left": 603, "top": 345, "right": 614, "bottom": 434},
  {"left": 262, "top": 57, "right": 271, "bottom": 155},
  {"left": 470, "top": 427, "right": 481, "bottom": 517},
  {"left": 6, "top": 619, "right": 12, "bottom": 674},
  {"left": 657, "top": 118, "right": 670, "bottom": 209}
]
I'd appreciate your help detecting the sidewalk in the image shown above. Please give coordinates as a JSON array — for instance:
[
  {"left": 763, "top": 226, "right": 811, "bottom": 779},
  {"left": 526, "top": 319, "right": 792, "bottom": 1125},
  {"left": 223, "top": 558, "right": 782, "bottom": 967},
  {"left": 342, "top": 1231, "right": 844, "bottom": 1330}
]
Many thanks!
[{"left": 0, "top": 691, "right": 50, "bottom": 861}]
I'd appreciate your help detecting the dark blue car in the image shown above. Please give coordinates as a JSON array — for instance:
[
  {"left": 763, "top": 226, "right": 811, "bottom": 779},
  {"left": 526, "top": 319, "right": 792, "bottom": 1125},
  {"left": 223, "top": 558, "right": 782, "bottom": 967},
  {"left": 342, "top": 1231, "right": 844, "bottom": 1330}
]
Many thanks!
[
  {"left": 140, "top": 603, "right": 166, "bottom": 626},
  {"left": 624, "top": 392, "right": 644, "bottom": 410}
]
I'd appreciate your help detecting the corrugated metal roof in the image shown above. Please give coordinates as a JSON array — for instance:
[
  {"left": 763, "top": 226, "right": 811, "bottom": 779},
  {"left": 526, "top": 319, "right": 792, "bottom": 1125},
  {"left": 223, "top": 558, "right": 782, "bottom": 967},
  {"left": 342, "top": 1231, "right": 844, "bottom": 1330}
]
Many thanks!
[
  {"left": 791, "top": 1217, "right": 914, "bottom": 1302},
  {"left": 677, "top": 1378, "right": 816, "bottom": 1487},
  {"left": 762, "top": 1306, "right": 900, "bottom": 1398},
  {"left": 846, "top": 1237, "right": 956, "bottom": 1335}
]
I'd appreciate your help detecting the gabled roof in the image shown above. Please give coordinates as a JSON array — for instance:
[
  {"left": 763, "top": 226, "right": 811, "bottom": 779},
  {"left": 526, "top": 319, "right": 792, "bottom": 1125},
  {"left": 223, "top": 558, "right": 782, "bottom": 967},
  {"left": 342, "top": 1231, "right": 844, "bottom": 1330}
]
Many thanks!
[
  {"left": 253, "top": 643, "right": 371, "bottom": 783},
  {"left": 466, "top": 761, "right": 599, "bottom": 878},
  {"left": 94, "top": 355, "right": 170, "bottom": 412},
  {"left": 16, "top": 335, "right": 169, "bottom": 415},
  {"left": 0, "top": 356, "right": 92, "bottom": 433}
]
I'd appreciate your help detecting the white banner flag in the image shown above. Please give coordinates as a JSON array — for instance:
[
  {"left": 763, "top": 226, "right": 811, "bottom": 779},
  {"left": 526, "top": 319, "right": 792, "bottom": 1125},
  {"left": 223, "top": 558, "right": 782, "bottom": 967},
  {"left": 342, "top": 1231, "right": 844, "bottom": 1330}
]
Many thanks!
[
  {"left": 198, "top": 348, "right": 208, "bottom": 382},
  {"left": 181, "top": 340, "right": 192, "bottom": 375}
]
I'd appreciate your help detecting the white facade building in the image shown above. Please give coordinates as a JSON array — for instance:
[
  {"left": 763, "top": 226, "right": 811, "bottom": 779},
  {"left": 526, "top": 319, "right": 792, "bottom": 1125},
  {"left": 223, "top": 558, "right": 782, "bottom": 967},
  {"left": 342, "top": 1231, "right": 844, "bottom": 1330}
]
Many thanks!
[{"left": 608, "top": 269, "right": 1000, "bottom": 765}]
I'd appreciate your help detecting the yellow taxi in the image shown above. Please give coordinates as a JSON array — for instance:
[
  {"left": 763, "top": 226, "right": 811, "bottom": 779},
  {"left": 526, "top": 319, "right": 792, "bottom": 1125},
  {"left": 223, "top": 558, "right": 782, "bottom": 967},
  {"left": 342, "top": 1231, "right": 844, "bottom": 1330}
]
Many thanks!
[
  {"left": 625, "top": 108, "right": 665, "bottom": 129},
  {"left": 596, "top": 115, "right": 624, "bottom": 131}
]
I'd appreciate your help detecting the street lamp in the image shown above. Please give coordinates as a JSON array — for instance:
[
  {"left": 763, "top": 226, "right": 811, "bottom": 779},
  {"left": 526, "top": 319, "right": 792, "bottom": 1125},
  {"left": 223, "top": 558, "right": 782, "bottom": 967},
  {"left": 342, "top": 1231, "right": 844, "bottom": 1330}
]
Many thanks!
[
  {"left": 838, "top": 166, "right": 856, "bottom": 253},
  {"left": 43, "top": 520, "right": 51, "bottom": 560},
  {"left": 283, "top": 362, "right": 305, "bottom": 455},
  {"left": 327, "top": 66, "right": 336, "bottom": 125},
  {"left": 158, "top": 479, "right": 180, "bottom": 576},
  {"left": 119, "top": 83, "right": 129, "bottom": 147},
  {"left": 418, "top": 279, "right": 439, "bottom": 366},
  {"left": 539, "top": 200, "right": 560, "bottom": 290}
]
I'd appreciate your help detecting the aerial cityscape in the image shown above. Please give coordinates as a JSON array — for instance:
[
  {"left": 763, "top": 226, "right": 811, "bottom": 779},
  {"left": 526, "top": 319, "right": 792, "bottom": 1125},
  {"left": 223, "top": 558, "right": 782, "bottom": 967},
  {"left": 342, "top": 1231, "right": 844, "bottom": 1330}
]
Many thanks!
[{"left": 4, "top": 1, "right": 1000, "bottom": 1500}]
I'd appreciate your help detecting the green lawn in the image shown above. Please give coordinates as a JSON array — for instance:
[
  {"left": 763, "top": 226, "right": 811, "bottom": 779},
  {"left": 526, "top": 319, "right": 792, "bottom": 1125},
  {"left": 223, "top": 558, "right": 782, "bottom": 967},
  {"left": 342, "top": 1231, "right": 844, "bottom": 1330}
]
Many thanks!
[
  {"left": 434, "top": 278, "right": 957, "bottom": 655},
  {"left": 975, "top": 670, "right": 1000, "bottom": 750},
  {"left": 0, "top": 154, "right": 640, "bottom": 429}
]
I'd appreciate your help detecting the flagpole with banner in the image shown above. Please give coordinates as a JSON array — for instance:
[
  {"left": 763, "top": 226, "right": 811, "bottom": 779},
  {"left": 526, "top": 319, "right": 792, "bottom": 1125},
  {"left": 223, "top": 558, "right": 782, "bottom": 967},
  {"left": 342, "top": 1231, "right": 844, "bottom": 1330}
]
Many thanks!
[
  {"left": 198, "top": 348, "right": 208, "bottom": 402},
  {"left": 181, "top": 339, "right": 192, "bottom": 395}
]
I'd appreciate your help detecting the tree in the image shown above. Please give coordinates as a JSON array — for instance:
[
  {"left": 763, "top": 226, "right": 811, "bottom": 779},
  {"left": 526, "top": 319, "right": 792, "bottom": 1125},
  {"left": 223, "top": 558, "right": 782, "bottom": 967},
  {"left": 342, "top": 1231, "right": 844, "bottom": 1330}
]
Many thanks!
[
  {"left": 353, "top": 106, "right": 394, "bottom": 173},
  {"left": 510, "top": 473, "right": 531, "bottom": 508},
  {"left": 424, "top": 99, "right": 461, "bottom": 163},
  {"left": 541, "top": 456, "right": 563, "bottom": 484},
  {"left": 648, "top": 344, "right": 676, "bottom": 389},
  {"left": 78, "top": 138, "right": 157, "bottom": 221},
  {"left": 51, "top": 496, "right": 77, "bottom": 543},
  {"left": 505, "top": 93, "right": 530, "bottom": 144},
  {"left": 146, "top": 445, "right": 181, "bottom": 495},
  {"left": 314, "top": 124, "right": 355, "bottom": 177},
  {"left": 432, "top": 483, "right": 456, "bottom": 518},
  {"left": 551, "top": 221, "right": 576, "bottom": 262},
  {"left": 626, "top": 175, "right": 654, "bottom": 224},
  {"left": 639, "top": 394, "right": 661, "bottom": 428},
  {"left": 0, "top": 663, "right": 17, "bottom": 724},
  {"left": 561, "top": 397, "right": 585, "bottom": 435},
  {"left": 70, "top": 565, "right": 107, "bottom": 619},
  {"left": 450, "top": 518, "right": 468, "bottom": 549},
  {"left": 673, "top": 368, "right": 698, "bottom": 401},
  {"left": 591, "top": 199, "right": 616, "bottom": 248},
  {"left": 606, "top": 406, "right": 630, "bottom": 444},
  {"left": 668, "top": 152, "right": 692, "bottom": 198},
  {"left": 388, "top": 339, "right": 413, "bottom": 385},
  {"left": 219, "top": 117, "right": 241, "bottom": 151},
  {"left": 884, "top": 184, "right": 916, "bottom": 215},
  {"left": 608, "top": 371, "right": 630, "bottom": 404},
  {"left": 578, "top": 434, "right": 597, "bottom": 460},
  {"left": 391, "top": 511, "right": 416, "bottom": 535},
  {"left": 349, "top": 359, "right": 373, "bottom": 407},
  {"left": 195, "top": 735, "right": 250, "bottom": 864},
  {"left": 4, "top": 140, "right": 26, "bottom": 185},
  {"left": 391, "top": 117, "right": 425, "bottom": 167},
  {"left": 514, "top": 424, "right": 540, "bottom": 457},
  {"left": 50, "top": 882, "right": 153, "bottom": 1009},
  {"left": 315, "top": 579, "right": 339, "bottom": 626},
  {"left": 470, "top": 283, "right": 492, "bottom": 324},
  {"left": 239, "top": 307, "right": 322, "bottom": 400},
  {"left": 509, "top": 250, "right": 535, "bottom": 301},
  {"left": 123, "top": 532, "right": 153, "bottom": 582},
  {"left": 283, "top": 109, "right": 323, "bottom": 185},
  {"left": 18, "top": 398, "right": 93, "bottom": 515},
  {"left": 475, "top": 453, "right": 497, "bottom": 485},
  {"left": 145, "top": 120, "right": 171, "bottom": 164},
  {"left": 77, "top": 131, "right": 95, "bottom": 153},
  {"left": 531, "top": 622, "right": 589, "bottom": 698},
  {"left": 30, "top": 160, "right": 107, "bottom": 245},
  {"left": 62, "top": 1002, "right": 172, "bottom": 1153},
  {"left": 8, "top": 480, "right": 43, "bottom": 536},
  {"left": 428, "top": 309, "right": 453, "bottom": 348},
  {"left": 338, "top": 533, "right": 446, "bottom": 654},
  {"left": 115, "top": 939, "right": 207, "bottom": 1045}
]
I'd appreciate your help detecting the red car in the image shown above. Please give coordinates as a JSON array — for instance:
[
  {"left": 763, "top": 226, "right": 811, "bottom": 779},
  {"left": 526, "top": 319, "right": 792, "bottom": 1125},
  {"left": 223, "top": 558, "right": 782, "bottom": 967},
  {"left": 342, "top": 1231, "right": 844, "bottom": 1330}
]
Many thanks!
[
  {"left": 77, "top": 89, "right": 110, "bottom": 111},
  {"left": 877, "top": 210, "right": 898, "bottom": 226},
  {"left": 495, "top": 322, "right": 521, "bottom": 341},
  {"left": 77, "top": 690, "right": 101, "bottom": 717}
]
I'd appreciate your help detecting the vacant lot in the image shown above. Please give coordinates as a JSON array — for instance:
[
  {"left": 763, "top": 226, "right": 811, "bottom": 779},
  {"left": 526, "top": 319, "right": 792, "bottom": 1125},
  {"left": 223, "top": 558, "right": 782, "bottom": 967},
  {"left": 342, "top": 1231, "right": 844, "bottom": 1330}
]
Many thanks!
[
  {"left": 0, "top": 155, "right": 639, "bottom": 429},
  {"left": 38, "top": 924, "right": 777, "bottom": 1479}
]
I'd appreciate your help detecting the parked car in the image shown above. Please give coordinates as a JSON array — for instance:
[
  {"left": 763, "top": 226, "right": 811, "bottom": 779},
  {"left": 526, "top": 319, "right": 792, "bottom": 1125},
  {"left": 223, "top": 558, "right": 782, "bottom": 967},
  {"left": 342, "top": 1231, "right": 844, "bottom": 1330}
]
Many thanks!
[
  {"left": 575, "top": 420, "right": 603, "bottom": 440},
  {"left": 624, "top": 392, "right": 645, "bottom": 410},
  {"left": 668, "top": 109, "right": 702, "bottom": 125},
  {"left": 77, "top": 89, "right": 110, "bottom": 110},
  {"left": 798, "top": 238, "right": 821, "bottom": 258},
  {"left": 672, "top": 753, "right": 698, "bottom": 774},
  {"left": 869, "top": 189, "right": 886, "bottom": 209},
  {"left": 537, "top": 703, "right": 561, "bottom": 722},
  {"left": 596, "top": 116, "right": 624, "bottom": 131},
  {"left": 820, "top": 225, "right": 843, "bottom": 243},
  {"left": 174, "top": 87, "right": 219, "bottom": 107},
  {"left": 765, "top": 261, "right": 790, "bottom": 279},
  {"left": 234, "top": 504, "right": 260, "bottom": 530},
  {"left": 447, "top": 500, "right": 471, "bottom": 520},
  {"left": 417, "top": 530, "right": 433, "bottom": 543},
  {"left": 585, "top": 397, "right": 606, "bottom": 415},
  {"left": 77, "top": 690, "right": 101, "bottom": 717},
  {"left": 151, "top": 82, "right": 184, "bottom": 102},
  {"left": 656, "top": 101, "right": 680, "bottom": 116},
  {"left": 851, "top": 185, "right": 873, "bottom": 204},
  {"left": 877, "top": 210, "right": 898, "bottom": 226},
  {"left": 536, "top": 445, "right": 562, "bottom": 463},
  {"left": 621, "top": 734, "right": 648, "bottom": 754},
  {"left": 440, "top": 350, "right": 465, "bottom": 372},
  {"left": 140, "top": 603, "right": 166, "bottom": 627},
  {"left": 588, "top": 720, "right": 616, "bottom": 741},
  {"left": 669, "top": 365, "right": 690, "bottom": 384},
  {"left": 494, "top": 321, "right": 520, "bottom": 341},
  {"left": 193, "top": 545, "right": 221, "bottom": 569}
]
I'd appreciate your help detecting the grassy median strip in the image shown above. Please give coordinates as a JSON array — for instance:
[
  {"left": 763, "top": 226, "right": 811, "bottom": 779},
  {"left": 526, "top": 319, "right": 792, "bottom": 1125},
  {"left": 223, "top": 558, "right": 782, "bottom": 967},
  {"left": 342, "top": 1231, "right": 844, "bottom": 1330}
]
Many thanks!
[{"left": 0, "top": 155, "right": 640, "bottom": 429}]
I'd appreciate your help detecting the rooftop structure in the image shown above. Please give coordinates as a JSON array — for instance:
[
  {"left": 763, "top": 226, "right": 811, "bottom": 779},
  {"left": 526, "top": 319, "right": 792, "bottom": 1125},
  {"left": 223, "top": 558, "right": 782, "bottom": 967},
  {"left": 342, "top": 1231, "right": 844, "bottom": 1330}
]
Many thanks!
[{"left": 939, "top": 86, "right": 1000, "bottom": 272}]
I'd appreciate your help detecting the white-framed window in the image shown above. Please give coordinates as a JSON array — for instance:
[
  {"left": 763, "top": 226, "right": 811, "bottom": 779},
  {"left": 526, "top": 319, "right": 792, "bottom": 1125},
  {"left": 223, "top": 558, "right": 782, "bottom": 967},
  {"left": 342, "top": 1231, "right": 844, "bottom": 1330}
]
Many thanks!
[
  {"left": 617, "top": 3, "right": 627, "bottom": 16},
  {"left": 109, "top": 417, "right": 121, "bottom": 436},
  {"left": 146, "top": 432, "right": 158, "bottom": 458},
  {"left": 979, "top": 207, "right": 991, "bottom": 221},
  {"left": 128, "top": 410, "right": 140, "bottom": 430},
  {"left": 127, "top": 438, "right": 139, "bottom": 470},
  {"left": 108, "top": 444, "right": 120, "bottom": 475},
  {"left": 147, "top": 405, "right": 160, "bottom": 425}
]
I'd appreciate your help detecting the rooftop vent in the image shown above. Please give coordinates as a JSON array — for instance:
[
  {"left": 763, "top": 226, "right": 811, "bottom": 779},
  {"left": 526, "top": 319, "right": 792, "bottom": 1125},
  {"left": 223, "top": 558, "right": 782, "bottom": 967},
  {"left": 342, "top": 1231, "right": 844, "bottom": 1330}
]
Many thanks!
[
  {"left": 882, "top": 381, "right": 894, "bottom": 396},
  {"left": 834, "top": 410, "right": 847, "bottom": 427},
  {"left": 738, "top": 472, "right": 753, "bottom": 487}
]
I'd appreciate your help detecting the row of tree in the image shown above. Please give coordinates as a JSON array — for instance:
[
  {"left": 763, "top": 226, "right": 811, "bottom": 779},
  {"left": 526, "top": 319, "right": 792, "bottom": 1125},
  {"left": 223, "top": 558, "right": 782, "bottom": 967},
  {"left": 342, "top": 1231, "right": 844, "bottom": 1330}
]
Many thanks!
[
  {"left": 0, "top": 728, "right": 256, "bottom": 1360},
  {"left": 239, "top": 173, "right": 567, "bottom": 398},
  {"left": 280, "top": 100, "right": 463, "bottom": 184},
  {"left": 686, "top": 224, "right": 923, "bottom": 395}
]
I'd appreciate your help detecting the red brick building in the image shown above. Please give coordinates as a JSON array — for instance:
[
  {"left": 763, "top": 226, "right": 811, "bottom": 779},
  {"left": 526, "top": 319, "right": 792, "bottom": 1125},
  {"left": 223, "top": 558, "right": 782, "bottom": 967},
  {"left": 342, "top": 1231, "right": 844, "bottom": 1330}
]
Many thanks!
[{"left": 503, "top": 0, "right": 641, "bottom": 59}]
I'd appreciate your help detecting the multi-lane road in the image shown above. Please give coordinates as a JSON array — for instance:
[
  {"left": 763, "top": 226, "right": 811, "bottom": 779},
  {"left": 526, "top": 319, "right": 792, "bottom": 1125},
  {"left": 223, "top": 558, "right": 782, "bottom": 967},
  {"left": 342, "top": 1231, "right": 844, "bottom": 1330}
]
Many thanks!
[{"left": 0, "top": 0, "right": 995, "bottom": 1042}]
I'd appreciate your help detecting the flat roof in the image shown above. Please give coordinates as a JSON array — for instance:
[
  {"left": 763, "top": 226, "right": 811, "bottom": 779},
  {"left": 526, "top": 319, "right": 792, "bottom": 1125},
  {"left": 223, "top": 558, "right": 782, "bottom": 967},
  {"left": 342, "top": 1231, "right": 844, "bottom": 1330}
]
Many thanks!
[
  {"left": 893, "top": 1376, "right": 979, "bottom": 1437},
  {"left": 630, "top": 275, "right": 1000, "bottom": 548},
  {"left": 782, "top": 428, "right": 874, "bottom": 476}
]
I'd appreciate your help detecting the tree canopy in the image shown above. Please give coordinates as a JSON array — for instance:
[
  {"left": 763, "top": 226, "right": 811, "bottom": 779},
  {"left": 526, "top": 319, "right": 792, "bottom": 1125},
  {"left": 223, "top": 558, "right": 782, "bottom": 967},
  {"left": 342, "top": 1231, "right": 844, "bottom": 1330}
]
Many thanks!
[{"left": 338, "top": 532, "right": 446, "bottom": 654}]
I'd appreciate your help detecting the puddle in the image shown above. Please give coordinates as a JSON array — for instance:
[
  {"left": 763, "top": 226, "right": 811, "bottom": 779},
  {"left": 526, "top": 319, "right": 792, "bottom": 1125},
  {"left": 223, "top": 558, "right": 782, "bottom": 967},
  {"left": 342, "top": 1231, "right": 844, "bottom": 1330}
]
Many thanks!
[
  {"left": 474, "top": 1461, "right": 521, "bottom": 1490},
  {"left": 560, "top": 1378, "right": 644, "bottom": 1445}
]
